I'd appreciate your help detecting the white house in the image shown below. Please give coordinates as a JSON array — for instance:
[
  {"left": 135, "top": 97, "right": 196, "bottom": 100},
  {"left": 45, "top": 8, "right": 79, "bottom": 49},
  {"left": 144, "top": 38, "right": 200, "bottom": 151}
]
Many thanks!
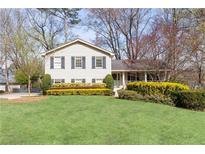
[
  {"left": 42, "top": 39, "right": 169, "bottom": 89},
  {"left": 42, "top": 39, "right": 114, "bottom": 84}
]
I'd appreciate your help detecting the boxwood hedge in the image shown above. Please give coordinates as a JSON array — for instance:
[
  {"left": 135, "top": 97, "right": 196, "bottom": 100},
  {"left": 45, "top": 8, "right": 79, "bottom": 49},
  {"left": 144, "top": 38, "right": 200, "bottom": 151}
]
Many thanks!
[
  {"left": 127, "top": 81, "right": 189, "bottom": 96},
  {"left": 47, "top": 88, "right": 112, "bottom": 96},
  {"left": 171, "top": 90, "right": 205, "bottom": 111}
]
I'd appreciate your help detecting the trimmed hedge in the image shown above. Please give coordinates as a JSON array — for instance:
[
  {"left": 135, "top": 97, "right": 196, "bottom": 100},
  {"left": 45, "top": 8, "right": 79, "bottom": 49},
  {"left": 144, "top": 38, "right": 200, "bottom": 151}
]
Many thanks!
[
  {"left": 118, "top": 89, "right": 205, "bottom": 111},
  {"left": 41, "top": 74, "right": 52, "bottom": 95},
  {"left": 118, "top": 90, "right": 144, "bottom": 101},
  {"left": 51, "top": 83, "right": 106, "bottom": 89},
  {"left": 127, "top": 82, "right": 189, "bottom": 96},
  {"left": 118, "top": 90, "right": 174, "bottom": 106},
  {"left": 103, "top": 74, "right": 114, "bottom": 89},
  {"left": 47, "top": 88, "right": 112, "bottom": 96},
  {"left": 171, "top": 90, "right": 205, "bottom": 111}
]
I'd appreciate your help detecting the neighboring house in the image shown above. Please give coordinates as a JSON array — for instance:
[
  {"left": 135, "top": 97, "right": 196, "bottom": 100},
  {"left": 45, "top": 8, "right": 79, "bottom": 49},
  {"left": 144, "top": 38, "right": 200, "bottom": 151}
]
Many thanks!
[{"left": 42, "top": 39, "right": 168, "bottom": 89}]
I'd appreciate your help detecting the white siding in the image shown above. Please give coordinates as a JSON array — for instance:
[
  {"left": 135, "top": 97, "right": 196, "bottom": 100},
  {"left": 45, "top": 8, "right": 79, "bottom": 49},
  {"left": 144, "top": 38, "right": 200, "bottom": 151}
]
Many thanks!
[{"left": 44, "top": 43, "right": 112, "bottom": 83}]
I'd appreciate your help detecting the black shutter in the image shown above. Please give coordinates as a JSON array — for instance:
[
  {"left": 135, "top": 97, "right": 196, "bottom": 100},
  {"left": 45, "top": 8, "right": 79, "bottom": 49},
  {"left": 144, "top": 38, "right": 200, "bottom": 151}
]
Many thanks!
[
  {"left": 62, "top": 79, "right": 65, "bottom": 83},
  {"left": 92, "top": 79, "right": 96, "bottom": 83},
  {"left": 71, "top": 56, "right": 75, "bottom": 69},
  {"left": 50, "top": 57, "right": 54, "bottom": 69},
  {"left": 82, "top": 57, "right": 86, "bottom": 69},
  {"left": 82, "top": 79, "right": 86, "bottom": 83},
  {"left": 71, "top": 79, "right": 75, "bottom": 83},
  {"left": 103, "top": 56, "right": 106, "bottom": 69},
  {"left": 92, "top": 56, "right": 95, "bottom": 69},
  {"left": 61, "top": 56, "right": 65, "bottom": 69}
]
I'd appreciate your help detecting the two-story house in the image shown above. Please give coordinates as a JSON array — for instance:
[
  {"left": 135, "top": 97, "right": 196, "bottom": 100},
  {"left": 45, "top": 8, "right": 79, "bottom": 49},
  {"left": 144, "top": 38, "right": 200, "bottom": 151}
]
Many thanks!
[
  {"left": 42, "top": 39, "right": 169, "bottom": 89},
  {"left": 42, "top": 39, "right": 114, "bottom": 84}
]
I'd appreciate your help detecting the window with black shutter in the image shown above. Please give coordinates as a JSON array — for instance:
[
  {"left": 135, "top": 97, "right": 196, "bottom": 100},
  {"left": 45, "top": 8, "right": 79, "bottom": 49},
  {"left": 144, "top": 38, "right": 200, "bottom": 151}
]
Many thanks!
[
  {"left": 71, "top": 57, "right": 75, "bottom": 69},
  {"left": 50, "top": 57, "right": 54, "bottom": 69},
  {"left": 61, "top": 56, "right": 65, "bottom": 69},
  {"left": 103, "top": 56, "right": 106, "bottom": 69},
  {"left": 92, "top": 56, "right": 95, "bottom": 69},
  {"left": 82, "top": 57, "right": 86, "bottom": 69}
]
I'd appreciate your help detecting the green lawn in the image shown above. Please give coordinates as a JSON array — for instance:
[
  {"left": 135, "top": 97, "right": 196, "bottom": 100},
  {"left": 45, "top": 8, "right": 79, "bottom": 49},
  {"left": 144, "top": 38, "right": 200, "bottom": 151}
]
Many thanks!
[{"left": 0, "top": 96, "right": 205, "bottom": 144}]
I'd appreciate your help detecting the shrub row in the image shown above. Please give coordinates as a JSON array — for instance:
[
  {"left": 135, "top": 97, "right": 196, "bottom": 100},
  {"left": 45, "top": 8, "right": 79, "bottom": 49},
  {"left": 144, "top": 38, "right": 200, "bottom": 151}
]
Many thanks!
[
  {"left": 171, "top": 90, "right": 205, "bottom": 111},
  {"left": 51, "top": 83, "right": 106, "bottom": 89},
  {"left": 47, "top": 88, "right": 112, "bottom": 96},
  {"left": 118, "top": 90, "right": 174, "bottom": 106},
  {"left": 118, "top": 89, "right": 205, "bottom": 111},
  {"left": 127, "top": 81, "right": 189, "bottom": 96}
]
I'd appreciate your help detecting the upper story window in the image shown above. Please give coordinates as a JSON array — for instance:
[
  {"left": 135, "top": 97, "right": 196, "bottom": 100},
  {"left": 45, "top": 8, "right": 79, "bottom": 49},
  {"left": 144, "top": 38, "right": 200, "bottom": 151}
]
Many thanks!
[
  {"left": 92, "top": 56, "right": 106, "bottom": 69},
  {"left": 95, "top": 57, "right": 103, "bottom": 68},
  {"left": 75, "top": 56, "right": 82, "bottom": 68},
  {"left": 54, "top": 57, "right": 62, "bottom": 69},
  {"left": 71, "top": 56, "right": 85, "bottom": 69},
  {"left": 50, "top": 56, "right": 65, "bottom": 69}
]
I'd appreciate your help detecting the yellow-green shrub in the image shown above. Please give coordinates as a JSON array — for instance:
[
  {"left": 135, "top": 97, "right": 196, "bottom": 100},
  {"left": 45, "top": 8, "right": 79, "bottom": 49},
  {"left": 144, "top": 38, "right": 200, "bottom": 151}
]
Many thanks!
[
  {"left": 47, "top": 88, "right": 112, "bottom": 96},
  {"left": 51, "top": 83, "right": 106, "bottom": 89},
  {"left": 127, "top": 82, "right": 189, "bottom": 96}
]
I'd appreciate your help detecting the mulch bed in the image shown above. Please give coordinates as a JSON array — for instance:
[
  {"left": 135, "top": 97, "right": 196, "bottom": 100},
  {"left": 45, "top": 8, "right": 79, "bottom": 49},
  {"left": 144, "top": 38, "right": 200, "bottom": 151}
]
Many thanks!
[{"left": 1, "top": 96, "right": 48, "bottom": 103}]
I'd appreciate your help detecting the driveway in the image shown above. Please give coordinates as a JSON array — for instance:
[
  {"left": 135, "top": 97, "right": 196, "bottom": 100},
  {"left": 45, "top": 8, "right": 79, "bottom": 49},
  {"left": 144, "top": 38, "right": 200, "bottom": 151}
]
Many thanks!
[{"left": 0, "top": 93, "right": 40, "bottom": 100}]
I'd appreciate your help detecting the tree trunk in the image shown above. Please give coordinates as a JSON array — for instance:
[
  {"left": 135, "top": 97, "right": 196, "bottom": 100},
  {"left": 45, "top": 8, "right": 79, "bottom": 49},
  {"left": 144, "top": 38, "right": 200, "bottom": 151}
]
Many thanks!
[
  {"left": 4, "top": 53, "right": 9, "bottom": 92},
  {"left": 64, "top": 19, "right": 68, "bottom": 43},
  {"left": 198, "top": 67, "right": 202, "bottom": 86},
  {"left": 28, "top": 75, "right": 31, "bottom": 96}
]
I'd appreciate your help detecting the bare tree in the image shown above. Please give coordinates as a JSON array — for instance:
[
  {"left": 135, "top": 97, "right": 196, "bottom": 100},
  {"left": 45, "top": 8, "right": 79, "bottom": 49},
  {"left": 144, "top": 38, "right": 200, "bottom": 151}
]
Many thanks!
[
  {"left": 87, "top": 9, "right": 123, "bottom": 59},
  {"left": 0, "top": 9, "right": 43, "bottom": 94},
  {"left": 26, "top": 9, "right": 64, "bottom": 51},
  {"left": 0, "top": 9, "right": 13, "bottom": 92},
  {"left": 151, "top": 9, "right": 191, "bottom": 81},
  {"left": 112, "top": 9, "right": 152, "bottom": 60},
  {"left": 26, "top": 9, "right": 81, "bottom": 51},
  {"left": 87, "top": 9, "right": 152, "bottom": 60},
  {"left": 185, "top": 9, "right": 205, "bottom": 86},
  {"left": 38, "top": 8, "right": 81, "bottom": 42}
]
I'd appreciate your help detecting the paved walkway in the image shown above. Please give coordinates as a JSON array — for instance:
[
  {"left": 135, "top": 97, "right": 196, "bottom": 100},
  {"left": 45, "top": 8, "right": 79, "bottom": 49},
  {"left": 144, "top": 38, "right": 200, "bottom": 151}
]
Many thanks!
[
  {"left": 0, "top": 93, "right": 40, "bottom": 100},
  {"left": 113, "top": 87, "right": 123, "bottom": 97}
]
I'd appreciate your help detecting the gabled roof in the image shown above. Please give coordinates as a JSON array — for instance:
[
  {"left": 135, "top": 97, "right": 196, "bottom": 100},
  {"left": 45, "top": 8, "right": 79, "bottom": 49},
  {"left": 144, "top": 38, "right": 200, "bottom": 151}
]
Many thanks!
[
  {"left": 41, "top": 38, "right": 114, "bottom": 57},
  {"left": 112, "top": 59, "right": 169, "bottom": 71}
]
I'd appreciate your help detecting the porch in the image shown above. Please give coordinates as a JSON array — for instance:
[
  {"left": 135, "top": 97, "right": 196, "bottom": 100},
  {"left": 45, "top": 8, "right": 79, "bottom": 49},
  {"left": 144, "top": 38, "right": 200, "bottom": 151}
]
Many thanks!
[{"left": 112, "top": 70, "right": 167, "bottom": 89}]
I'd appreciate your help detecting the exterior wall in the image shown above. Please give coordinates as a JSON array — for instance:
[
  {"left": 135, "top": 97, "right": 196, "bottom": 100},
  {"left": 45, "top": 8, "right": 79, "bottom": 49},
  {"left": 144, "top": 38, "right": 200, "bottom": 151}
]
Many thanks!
[{"left": 44, "top": 43, "right": 112, "bottom": 83}]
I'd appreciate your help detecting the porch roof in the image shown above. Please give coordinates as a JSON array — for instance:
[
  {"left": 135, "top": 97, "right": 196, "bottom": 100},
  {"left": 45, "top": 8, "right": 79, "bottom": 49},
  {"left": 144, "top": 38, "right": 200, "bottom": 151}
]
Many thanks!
[{"left": 111, "top": 60, "right": 168, "bottom": 72}]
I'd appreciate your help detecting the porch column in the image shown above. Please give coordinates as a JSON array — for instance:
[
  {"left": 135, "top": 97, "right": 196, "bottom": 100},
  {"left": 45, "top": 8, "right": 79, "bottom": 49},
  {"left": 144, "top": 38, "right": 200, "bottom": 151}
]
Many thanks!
[
  {"left": 144, "top": 72, "right": 147, "bottom": 82},
  {"left": 122, "top": 72, "right": 126, "bottom": 89},
  {"left": 164, "top": 70, "right": 167, "bottom": 81}
]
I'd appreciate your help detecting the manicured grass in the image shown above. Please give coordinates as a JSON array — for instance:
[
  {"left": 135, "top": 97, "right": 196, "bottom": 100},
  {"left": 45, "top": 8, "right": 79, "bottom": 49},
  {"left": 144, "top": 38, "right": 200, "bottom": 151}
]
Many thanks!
[{"left": 0, "top": 96, "right": 205, "bottom": 144}]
